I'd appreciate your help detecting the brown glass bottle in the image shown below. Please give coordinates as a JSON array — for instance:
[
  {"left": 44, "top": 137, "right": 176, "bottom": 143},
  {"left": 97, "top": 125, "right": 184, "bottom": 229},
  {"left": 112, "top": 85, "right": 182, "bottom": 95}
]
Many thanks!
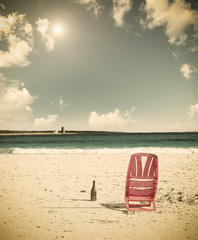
[{"left": 90, "top": 180, "right": 97, "bottom": 201}]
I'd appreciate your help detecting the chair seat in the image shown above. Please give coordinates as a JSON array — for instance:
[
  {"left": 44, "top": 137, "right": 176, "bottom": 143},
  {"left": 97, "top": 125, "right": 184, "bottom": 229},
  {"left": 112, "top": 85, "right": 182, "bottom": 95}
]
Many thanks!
[{"left": 126, "top": 195, "right": 154, "bottom": 201}]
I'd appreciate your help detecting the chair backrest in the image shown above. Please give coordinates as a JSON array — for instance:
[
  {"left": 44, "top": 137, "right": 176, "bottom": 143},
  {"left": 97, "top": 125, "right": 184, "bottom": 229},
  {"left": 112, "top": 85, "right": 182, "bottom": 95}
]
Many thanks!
[{"left": 125, "top": 153, "right": 158, "bottom": 198}]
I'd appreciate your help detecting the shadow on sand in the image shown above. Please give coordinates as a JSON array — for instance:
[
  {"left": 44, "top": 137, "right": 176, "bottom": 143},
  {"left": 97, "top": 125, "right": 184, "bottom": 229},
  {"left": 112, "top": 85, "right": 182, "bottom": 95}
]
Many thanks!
[
  {"left": 39, "top": 200, "right": 129, "bottom": 212},
  {"left": 101, "top": 203, "right": 129, "bottom": 213}
]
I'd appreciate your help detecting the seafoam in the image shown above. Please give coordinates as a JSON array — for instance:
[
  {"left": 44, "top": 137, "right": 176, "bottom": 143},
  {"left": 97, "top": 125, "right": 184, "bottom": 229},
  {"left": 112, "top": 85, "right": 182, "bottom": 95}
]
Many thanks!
[{"left": 0, "top": 147, "right": 197, "bottom": 155}]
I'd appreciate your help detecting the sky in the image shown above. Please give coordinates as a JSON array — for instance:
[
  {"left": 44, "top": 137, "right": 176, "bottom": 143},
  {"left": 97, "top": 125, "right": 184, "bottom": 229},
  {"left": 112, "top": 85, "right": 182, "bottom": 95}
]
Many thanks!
[{"left": 0, "top": 0, "right": 198, "bottom": 132}]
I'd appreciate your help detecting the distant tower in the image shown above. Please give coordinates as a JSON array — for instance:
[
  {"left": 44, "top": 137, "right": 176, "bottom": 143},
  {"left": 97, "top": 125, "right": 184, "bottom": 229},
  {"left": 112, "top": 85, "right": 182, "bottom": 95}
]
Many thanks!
[{"left": 61, "top": 127, "right": 65, "bottom": 133}]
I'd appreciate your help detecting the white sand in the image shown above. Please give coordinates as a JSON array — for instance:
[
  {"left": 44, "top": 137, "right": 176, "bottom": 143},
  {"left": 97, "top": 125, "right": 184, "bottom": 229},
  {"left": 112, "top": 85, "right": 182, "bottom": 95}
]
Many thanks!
[{"left": 0, "top": 153, "right": 198, "bottom": 240}]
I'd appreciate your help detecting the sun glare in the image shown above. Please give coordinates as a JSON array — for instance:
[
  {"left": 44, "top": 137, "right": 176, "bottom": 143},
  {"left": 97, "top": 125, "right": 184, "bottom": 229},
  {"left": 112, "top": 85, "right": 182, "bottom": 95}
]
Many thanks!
[{"left": 53, "top": 25, "right": 63, "bottom": 35}]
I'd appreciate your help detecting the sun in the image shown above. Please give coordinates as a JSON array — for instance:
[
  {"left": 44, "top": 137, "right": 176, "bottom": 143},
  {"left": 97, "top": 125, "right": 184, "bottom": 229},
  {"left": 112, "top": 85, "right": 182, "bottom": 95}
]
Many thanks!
[{"left": 53, "top": 25, "right": 63, "bottom": 35}]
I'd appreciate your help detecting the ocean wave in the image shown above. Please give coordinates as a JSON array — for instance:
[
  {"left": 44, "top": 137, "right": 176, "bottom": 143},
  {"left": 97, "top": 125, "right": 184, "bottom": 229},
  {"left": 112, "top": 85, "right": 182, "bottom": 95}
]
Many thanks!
[{"left": 0, "top": 147, "right": 197, "bottom": 155}]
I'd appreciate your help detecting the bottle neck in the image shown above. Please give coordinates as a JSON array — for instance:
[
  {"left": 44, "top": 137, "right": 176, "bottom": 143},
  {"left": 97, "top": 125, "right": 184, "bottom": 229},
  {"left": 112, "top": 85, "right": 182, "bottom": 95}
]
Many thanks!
[{"left": 93, "top": 180, "right": 95, "bottom": 187}]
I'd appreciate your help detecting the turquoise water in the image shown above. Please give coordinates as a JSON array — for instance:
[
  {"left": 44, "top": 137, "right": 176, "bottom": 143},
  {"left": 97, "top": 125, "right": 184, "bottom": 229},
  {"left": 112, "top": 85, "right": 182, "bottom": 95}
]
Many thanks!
[{"left": 0, "top": 132, "right": 198, "bottom": 154}]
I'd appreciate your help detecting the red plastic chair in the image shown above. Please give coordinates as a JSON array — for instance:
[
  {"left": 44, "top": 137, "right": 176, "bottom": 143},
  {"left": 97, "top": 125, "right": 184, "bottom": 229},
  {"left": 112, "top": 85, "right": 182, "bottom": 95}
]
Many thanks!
[{"left": 125, "top": 153, "right": 158, "bottom": 211}]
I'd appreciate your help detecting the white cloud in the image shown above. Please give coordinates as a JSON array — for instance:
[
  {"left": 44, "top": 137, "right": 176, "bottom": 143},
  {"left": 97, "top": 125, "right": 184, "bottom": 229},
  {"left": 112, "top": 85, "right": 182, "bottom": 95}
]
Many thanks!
[
  {"left": 36, "top": 18, "right": 55, "bottom": 51},
  {"left": 0, "top": 3, "right": 5, "bottom": 9},
  {"left": 38, "top": 1, "right": 44, "bottom": 8},
  {"left": 34, "top": 115, "right": 58, "bottom": 129},
  {"left": 50, "top": 96, "right": 69, "bottom": 109},
  {"left": 191, "top": 46, "right": 198, "bottom": 53},
  {"left": 188, "top": 103, "right": 198, "bottom": 118},
  {"left": 135, "top": 32, "right": 142, "bottom": 38},
  {"left": 0, "top": 13, "right": 33, "bottom": 67},
  {"left": 111, "top": 0, "right": 132, "bottom": 28},
  {"left": 76, "top": 0, "right": 104, "bottom": 17},
  {"left": 59, "top": 96, "right": 64, "bottom": 107},
  {"left": 140, "top": 0, "right": 198, "bottom": 49},
  {"left": 166, "top": 122, "right": 181, "bottom": 132},
  {"left": 180, "top": 63, "right": 197, "bottom": 79},
  {"left": 0, "top": 35, "right": 33, "bottom": 68},
  {"left": 88, "top": 108, "right": 135, "bottom": 131},
  {"left": 59, "top": 96, "right": 69, "bottom": 109},
  {"left": 0, "top": 73, "right": 35, "bottom": 125},
  {"left": 172, "top": 51, "right": 179, "bottom": 60}
]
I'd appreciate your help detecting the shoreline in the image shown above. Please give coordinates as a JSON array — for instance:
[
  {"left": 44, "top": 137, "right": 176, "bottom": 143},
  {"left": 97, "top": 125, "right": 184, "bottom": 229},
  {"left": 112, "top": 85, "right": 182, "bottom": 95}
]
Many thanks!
[{"left": 1, "top": 147, "right": 198, "bottom": 155}]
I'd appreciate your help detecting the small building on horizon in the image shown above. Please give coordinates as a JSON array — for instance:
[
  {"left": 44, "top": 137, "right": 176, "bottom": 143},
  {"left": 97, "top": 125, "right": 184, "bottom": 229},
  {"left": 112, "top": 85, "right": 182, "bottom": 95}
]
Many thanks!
[{"left": 61, "top": 127, "right": 65, "bottom": 133}]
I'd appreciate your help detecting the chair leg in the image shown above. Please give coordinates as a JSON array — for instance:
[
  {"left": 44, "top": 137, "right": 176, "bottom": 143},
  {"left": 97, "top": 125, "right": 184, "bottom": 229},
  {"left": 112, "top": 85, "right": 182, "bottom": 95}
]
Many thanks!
[
  {"left": 153, "top": 199, "right": 156, "bottom": 211},
  {"left": 125, "top": 199, "right": 130, "bottom": 211}
]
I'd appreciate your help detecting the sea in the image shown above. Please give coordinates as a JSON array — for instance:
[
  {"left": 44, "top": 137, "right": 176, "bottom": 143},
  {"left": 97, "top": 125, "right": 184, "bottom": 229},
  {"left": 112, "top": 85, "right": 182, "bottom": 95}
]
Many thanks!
[{"left": 0, "top": 132, "right": 198, "bottom": 154}]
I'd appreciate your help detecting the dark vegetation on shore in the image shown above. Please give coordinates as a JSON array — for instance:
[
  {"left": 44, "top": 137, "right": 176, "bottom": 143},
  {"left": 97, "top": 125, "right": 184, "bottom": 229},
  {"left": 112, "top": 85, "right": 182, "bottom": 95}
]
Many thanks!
[
  {"left": 0, "top": 130, "right": 55, "bottom": 134},
  {"left": 0, "top": 130, "right": 197, "bottom": 135},
  {"left": 0, "top": 130, "right": 125, "bottom": 135}
]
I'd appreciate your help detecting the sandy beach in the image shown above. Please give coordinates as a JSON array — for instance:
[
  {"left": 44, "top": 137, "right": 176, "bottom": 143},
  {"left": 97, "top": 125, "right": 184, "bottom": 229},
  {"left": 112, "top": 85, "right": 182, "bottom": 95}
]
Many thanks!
[{"left": 0, "top": 152, "right": 198, "bottom": 240}]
